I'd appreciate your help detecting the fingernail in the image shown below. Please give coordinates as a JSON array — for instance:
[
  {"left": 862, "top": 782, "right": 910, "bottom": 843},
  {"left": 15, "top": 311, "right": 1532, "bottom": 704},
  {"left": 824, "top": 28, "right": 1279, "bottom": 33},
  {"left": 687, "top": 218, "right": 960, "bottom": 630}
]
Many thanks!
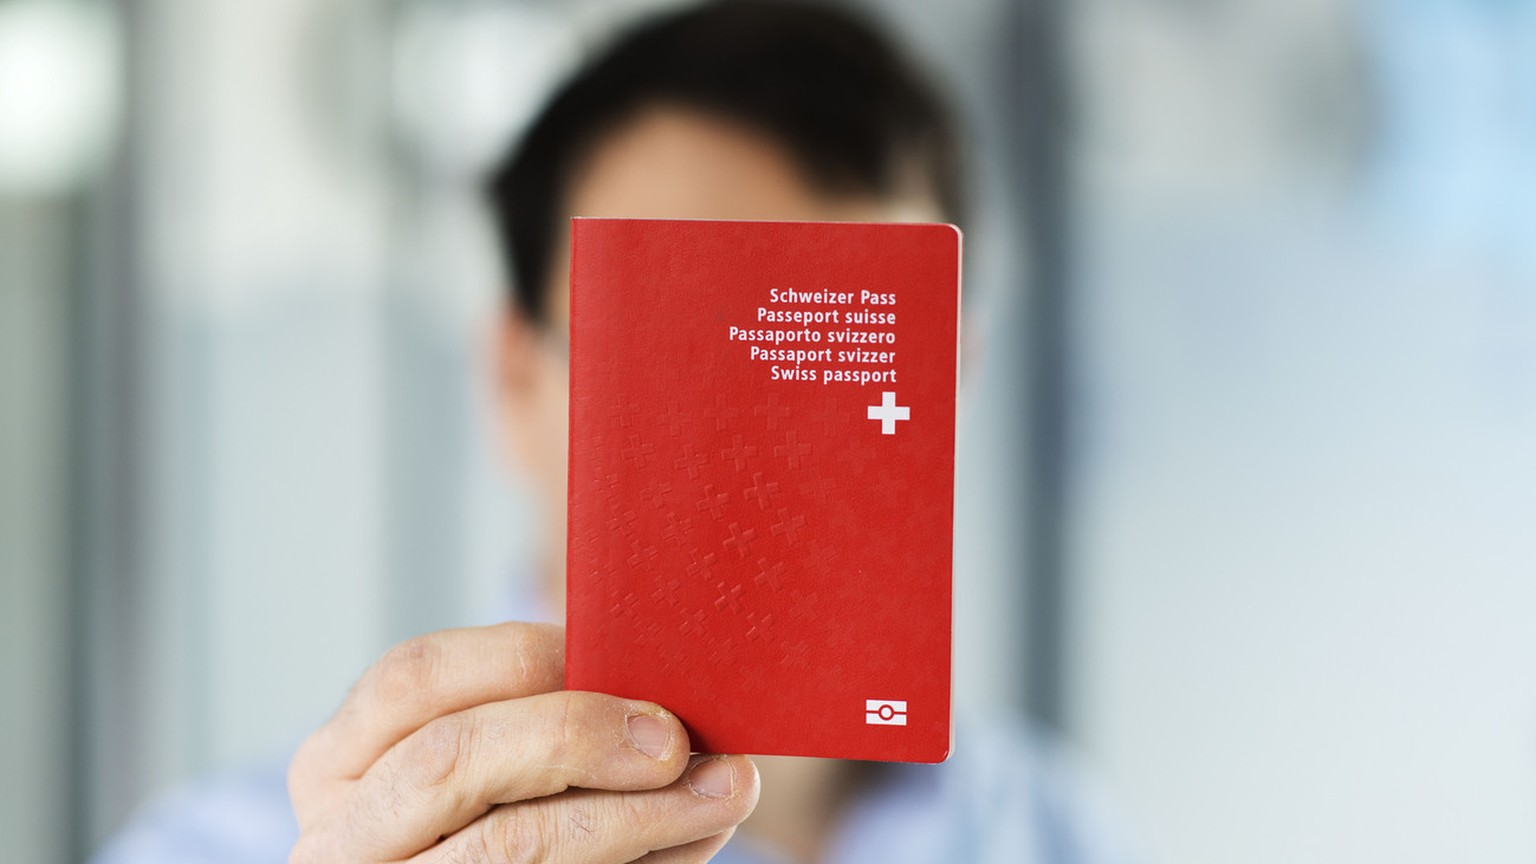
[
  {"left": 626, "top": 712, "right": 673, "bottom": 760},
  {"left": 686, "top": 758, "right": 735, "bottom": 799}
]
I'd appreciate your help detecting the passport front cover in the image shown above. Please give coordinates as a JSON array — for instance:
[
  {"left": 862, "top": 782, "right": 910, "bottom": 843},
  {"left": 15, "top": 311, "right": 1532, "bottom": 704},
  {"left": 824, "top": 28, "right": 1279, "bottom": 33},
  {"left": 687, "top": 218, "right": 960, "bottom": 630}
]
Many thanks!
[{"left": 566, "top": 217, "right": 959, "bottom": 762}]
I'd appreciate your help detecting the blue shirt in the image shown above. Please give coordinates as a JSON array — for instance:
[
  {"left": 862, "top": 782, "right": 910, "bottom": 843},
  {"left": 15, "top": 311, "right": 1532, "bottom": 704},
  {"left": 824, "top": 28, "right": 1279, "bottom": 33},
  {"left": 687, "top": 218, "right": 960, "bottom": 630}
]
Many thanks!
[{"left": 91, "top": 717, "right": 1131, "bottom": 864}]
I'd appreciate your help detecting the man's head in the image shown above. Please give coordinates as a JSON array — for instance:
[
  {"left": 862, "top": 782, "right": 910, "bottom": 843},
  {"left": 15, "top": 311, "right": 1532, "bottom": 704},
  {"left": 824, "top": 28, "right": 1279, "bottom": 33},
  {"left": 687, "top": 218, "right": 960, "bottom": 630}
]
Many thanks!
[{"left": 484, "top": 0, "right": 963, "bottom": 601}]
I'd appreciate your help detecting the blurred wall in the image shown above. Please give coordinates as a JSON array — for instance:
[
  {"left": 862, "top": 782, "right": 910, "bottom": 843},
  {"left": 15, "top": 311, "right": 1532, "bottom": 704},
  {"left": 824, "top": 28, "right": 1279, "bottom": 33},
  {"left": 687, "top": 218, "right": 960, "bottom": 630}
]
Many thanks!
[
  {"left": 1, "top": 199, "right": 75, "bottom": 864},
  {"left": 1069, "top": 1, "right": 1536, "bottom": 861}
]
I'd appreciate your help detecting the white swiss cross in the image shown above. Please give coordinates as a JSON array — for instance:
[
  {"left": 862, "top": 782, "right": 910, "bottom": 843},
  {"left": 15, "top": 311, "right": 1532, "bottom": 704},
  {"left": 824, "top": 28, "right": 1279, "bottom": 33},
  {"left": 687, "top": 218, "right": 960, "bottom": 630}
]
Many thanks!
[{"left": 866, "top": 391, "right": 911, "bottom": 435}]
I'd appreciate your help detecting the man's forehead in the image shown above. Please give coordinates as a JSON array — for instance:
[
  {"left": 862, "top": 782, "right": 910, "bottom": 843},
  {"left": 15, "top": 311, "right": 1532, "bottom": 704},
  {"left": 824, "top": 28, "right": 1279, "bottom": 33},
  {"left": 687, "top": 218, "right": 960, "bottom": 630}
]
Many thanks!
[{"left": 546, "top": 103, "right": 943, "bottom": 326}]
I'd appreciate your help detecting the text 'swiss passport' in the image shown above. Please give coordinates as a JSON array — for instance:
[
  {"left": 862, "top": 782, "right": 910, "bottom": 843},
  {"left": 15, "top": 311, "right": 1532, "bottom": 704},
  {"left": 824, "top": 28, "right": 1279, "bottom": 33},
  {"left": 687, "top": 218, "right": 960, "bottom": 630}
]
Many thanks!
[{"left": 566, "top": 218, "right": 959, "bottom": 762}]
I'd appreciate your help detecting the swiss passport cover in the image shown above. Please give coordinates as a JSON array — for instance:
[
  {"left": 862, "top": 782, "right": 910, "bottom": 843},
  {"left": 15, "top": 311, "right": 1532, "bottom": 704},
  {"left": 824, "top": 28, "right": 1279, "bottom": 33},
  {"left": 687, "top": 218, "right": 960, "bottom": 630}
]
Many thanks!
[{"left": 566, "top": 218, "right": 958, "bottom": 763}]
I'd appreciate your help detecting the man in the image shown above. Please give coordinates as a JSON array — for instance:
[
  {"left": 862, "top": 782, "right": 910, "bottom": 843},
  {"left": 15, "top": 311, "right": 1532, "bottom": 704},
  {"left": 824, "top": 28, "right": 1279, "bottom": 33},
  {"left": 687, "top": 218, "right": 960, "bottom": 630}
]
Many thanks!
[{"left": 95, "top": 2, "right": 1128, "bottom": 862}]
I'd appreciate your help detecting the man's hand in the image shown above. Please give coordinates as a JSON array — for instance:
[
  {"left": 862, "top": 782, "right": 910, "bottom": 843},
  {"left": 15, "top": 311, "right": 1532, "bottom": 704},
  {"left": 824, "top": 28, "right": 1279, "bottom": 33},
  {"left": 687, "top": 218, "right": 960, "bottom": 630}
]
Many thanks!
[{"left": 288, "top": 622, "right": 759, "bottom": 863}]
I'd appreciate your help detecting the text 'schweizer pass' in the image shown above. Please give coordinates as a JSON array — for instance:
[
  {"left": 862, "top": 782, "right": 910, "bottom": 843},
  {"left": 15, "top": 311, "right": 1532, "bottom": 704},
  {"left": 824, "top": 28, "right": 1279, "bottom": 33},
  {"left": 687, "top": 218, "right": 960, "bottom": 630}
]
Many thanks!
[{"left": 565, "top": 218, "right": 959, "bottom": 763}]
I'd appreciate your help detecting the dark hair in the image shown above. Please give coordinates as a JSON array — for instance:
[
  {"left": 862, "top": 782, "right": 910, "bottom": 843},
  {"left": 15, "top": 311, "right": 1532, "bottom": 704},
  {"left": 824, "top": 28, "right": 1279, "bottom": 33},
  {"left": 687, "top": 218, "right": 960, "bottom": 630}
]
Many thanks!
[{"left": 485, "top": 0, "right": 964, "bottom": 323}]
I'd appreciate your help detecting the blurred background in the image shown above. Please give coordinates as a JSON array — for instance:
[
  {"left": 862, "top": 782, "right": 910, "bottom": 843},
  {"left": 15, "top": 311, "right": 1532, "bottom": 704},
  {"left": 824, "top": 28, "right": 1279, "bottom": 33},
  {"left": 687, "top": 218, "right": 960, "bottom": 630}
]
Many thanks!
[{"left": 2, "top": 0, "right": 1533, "bottom": 862}]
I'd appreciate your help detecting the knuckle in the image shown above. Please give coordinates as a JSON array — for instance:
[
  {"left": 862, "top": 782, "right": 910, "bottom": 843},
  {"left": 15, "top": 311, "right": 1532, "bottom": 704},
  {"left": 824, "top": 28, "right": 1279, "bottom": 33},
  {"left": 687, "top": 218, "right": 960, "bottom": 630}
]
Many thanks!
[
  {"left": 372, "top": 635, "right": 443, "bottom": 712},
  {"left": 612, "top": 793, "right": 651, "bottom": 834},
  {"left": 564, "top": 801, "right": 598, "bottom": 844},
  {"left": 504, "top": 623, "right": 564, "bottom": 690},
  {"left": 544, "top": 691, "right": 580, "bottom": 761},
  {"left": 555, "top": 690, "right": 582, "bottom": 747},
  {"left": 483, "top": 805, "right": 552, "bottom": 864},
  {"left": 542, "top": 691, "right": 601, "bottom": 786},
  {"left": 401, "top": 711, "right": 478, "bottom": 793}
]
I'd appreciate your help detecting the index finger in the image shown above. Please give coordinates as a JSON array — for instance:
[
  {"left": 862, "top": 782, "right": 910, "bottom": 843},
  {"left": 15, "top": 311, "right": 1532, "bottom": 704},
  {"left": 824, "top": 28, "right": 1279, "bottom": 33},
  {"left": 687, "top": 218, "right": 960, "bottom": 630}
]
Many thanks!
[{"left": 298, "top": 622, "right": 565, "bottom": 782}]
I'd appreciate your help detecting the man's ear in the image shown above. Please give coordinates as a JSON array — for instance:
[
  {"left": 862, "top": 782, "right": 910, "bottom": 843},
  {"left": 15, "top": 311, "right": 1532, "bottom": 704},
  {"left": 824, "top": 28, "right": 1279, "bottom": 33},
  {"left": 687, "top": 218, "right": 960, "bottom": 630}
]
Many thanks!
[
  {"left": 494, "top": 310, "right": 545, "bottom": 467},
  {"left": 496, "top": 310, "right": 542, "bottom": 397}
]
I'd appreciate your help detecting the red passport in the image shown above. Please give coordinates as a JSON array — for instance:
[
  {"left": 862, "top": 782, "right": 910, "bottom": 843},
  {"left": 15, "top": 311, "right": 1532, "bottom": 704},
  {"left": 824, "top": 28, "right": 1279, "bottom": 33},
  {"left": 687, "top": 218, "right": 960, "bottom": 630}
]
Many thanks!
[{"left": 566, "top": 218, "right": 959, "bottom": 762}]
